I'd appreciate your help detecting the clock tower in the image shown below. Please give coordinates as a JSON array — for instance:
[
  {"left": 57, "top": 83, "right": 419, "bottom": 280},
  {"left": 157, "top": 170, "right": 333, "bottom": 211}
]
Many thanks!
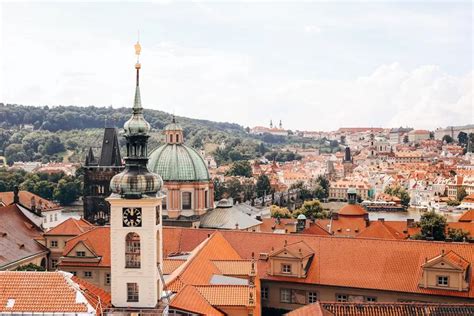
[{"left": 107, "top": 41, "right": 164, "bottom": 309}]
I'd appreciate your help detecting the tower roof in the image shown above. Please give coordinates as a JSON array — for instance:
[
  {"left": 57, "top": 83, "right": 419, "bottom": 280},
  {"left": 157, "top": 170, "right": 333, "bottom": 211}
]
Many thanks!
[{"left": 99, "top": 128, "right": 122, "bottom": 166}]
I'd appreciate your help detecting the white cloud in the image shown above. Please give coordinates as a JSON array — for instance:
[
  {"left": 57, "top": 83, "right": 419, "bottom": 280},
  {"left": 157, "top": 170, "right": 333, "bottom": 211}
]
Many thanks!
[{"left": 304, "top": 25, "right": 321, "bottom": 34}]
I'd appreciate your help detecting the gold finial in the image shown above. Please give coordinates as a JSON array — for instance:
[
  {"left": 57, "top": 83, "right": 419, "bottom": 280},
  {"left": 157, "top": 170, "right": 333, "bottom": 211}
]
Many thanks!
[{"left": 135, "top": 31, "right": 141, "bottom": 70}]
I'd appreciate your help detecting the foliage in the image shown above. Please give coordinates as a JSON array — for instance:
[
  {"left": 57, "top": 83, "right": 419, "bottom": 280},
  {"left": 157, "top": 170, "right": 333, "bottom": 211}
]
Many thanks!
[
  {"left": 226, "top": 160, "right": 252, "bottom": 177},
  {"left": 294, "top": 200, "right": 328, "bottom": 219},
  {"left": 384, "top": 185, "right": 410, "bottom": 207},
  {"left": 442, "top": 135, "right": 453, "bottom": 144},
  {"left": 457, "top": 131, "right": 468, "bottom": 146},
  {"left": 264, "top": 151, "right": 303, "bottom": 162},
  {"left": 270, "top": 205, "right": 292, "bottom": 218},
  {"left": 447, "top": 228, "right": 470, "bottom": 242},
  {"left": 447, "top": 199, "right": 461, "bottom": 206},
  {"left": 417, "top": 211, "right": 447, "bottom": 241},
  {"left": 403, "top": 135, "right": 409, "bottom": 143},
  {"left": 256, "top": 174, "right": 272, "bottom": 198},
  {"left": 15, "top": 263, "right": 46, "bottom": 271},
  {"left": 457, "top": 187, "right": 468, "bottom": 202}
]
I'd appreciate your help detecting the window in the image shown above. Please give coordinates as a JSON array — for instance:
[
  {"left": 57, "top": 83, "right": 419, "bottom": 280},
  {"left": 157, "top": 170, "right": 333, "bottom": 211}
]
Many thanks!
[
  {"left": 54, "top": 213, "right": 58, "bottom": 221},
  {"left": 84, "top": 271, "right": 92, "bottom": 278},
  {"left": 280, "top": 289, "right": 291, "bottom": 303},
  {"left": 176, "top": 134, "right": 179, "bottom": 143},
  {"left": 105, "top": 273, "right": 111, "bottom": 285},
  {"left": 127, "top": 283, "right": 139, "bottom": 302},
  {"left": 336, "top": 294, "right": 348, "bottom": 302},
  {"left": 156, "top": 206, "right": 161, "bottom": 225},
  {"left": 44, "top": 217, "right": 47, "bottom": 223},
  {"left": 308, "top": 292, "right": 318, "bottom": 303},
  {"left": 437, "top": 276, "right": 449, "bottom": 287},
  {"left": 76, "top": 251, "right": 86, "bottom": 257},
  {"left": 125, "top": 232, "right": 141, "bottom": 268},
  {"left": 51, "top": 259, "right": 58, "bottom": 269},
  {"left": 170, "top": 134, "right": 174, "bottom": 143},
  {"left": 70, "top": 271, "right": 77, "bottom": 276},
  {"left": 50, "top": 240, "right": 58, "bottom": 248},
  {"left": 182, "top": 192, "right": 192, "bottom": 210},
  {"left": 366, "top": 296, "right": 377, "bottom": 302},
  {"left": 162, "top": 195, "right": 167, "bottom": 210},
  {"left": 281, "top": 264, "right": 291, "bottom": 274},
  {"left": 261, "top": 287, "right": 269, "bottom": 300},
  {"left": 205, "top": 190, "right": 209, "bottom": 208},
  {"left": 49, "top": 214, "right": 53, "bottom": 222}
]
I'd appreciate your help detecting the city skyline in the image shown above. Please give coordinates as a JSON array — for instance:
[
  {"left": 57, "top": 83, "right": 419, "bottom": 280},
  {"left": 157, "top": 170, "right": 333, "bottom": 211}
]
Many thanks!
[{"left": 0, "top": 1, "right": 472, "bottom": 131}]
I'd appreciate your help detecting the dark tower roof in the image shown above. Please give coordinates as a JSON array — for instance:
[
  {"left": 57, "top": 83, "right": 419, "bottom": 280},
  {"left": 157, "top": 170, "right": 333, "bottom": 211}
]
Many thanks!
[
  {"left": 99, "top": 128, "right": 122, "bottom": 167},
  {"left": 344, "top": 147, "right": 351, "bottom": 162},
  {"left": 85, "top": 147, "right": 96, "bottom": 166}
]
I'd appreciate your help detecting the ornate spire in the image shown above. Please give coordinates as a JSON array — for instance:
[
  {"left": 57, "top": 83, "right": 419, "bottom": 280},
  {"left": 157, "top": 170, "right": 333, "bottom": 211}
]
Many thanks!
[{"left": 133, "top": 40, "right": 143, "bottom": 114}]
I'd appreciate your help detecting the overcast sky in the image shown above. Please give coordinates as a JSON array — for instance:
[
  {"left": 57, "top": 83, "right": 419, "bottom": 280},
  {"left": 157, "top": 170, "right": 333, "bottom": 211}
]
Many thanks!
[{"left": 0, "top": 1, "right": 472, "bottom": 131}]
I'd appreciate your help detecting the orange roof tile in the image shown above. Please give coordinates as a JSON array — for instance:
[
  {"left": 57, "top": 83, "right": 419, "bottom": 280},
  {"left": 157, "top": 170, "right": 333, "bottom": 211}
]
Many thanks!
[
  {"left": 170, "top": 285, "right": 224, "bottom": 316},
  {"left": 302, "top": 222, "right": 331, "bottom": 236},
  {"left": 0, "top": 191, "right": 61, "bottom": 212},
  {"left": 212, "top": 260, "right": 253, "bottom": 275},
  {"left": 72, "top": 276, "right": 112, "bottom": 314},
  {"left": 285, "top": 302, "right": 329, "bottom": 316},
  {"left": 357, "top": 221, "right": 406, "bottom": 240},
  {"left": 0, "top": 271, "right": 92, "bottom": 313},
  {"left": 458, "top": 210, "right": 474, "bottom": 222},
  {"left": 195, "top": 285, "right": 256, "bottom": 306},
  {"left": 338, "top": 204, "right": 368, "bottom": 216},
  {"left": 45, "top": 218, "right": 94, "bottom": 236},
  {"left": 163, "top": 259, "right": 186, "bottom": 274},
  {"left": 60, "top": 227, "right": 110, "bottom": 268}
]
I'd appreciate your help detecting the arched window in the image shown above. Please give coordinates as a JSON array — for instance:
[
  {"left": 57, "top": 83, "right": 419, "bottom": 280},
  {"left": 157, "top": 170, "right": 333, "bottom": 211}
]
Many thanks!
[
  {"left": 125, "top": 232, "right": 141, "bottom": 268},
  {"left": 176, "top": 134, "right": 180, "bottom": 143},
  {"left": 182, "top": 192, "right": 192, "bottom": 210},
  {"left": 170, "top": 134, "right": 174, "bottom": 143}
]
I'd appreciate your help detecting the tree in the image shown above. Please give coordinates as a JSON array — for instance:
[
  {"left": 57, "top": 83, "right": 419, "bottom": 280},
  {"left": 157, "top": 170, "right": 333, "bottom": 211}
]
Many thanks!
[
  {"left": 295, "top": 200, "right": 328, "bottom": 219},
  {"left": 447, "top": 228, "right": 470, "bottom": 242},
  {"left": 290, "top": 181, "right": 313, "bottom": 200},
  {"left": 226, "top": 160, "right": 252, "bottom": 178},
  {"left": 458, "top": 131, "right": 468, "bottom": 146},
  {"left": 15, "top": 263, "right": 46, "bottom": 271},
  {"left": 270, "top": 205, "right": 291, "bottom": 218},
  {"left": 442, "top": 135, "right": 453, "bottom": 144},
  {"left": 53, "top": 178, "right": 81, "bottom": 205},
  {"left": 418, "top": 211, "right": 447, "bottom": 241},
  {"left": 241, "top": 178, "right": 256, "bottom": 202},
  {"left": 223, "top": 177, "right": 244, "bottom": 202},
  {"left": 256, "top": 174, "right": 272, "bottom": 198},
  {"left": 314, "top": 175, "right": 329, "bottom": 199},
  {"left": 385, "top": 185, "right": 410, "bottom": 207},
  {"left": 457, "top": 187, "right": 468, "bottom": 202},
  {"left": 447, "top": 199, "right": 461, "bottom": 207}
]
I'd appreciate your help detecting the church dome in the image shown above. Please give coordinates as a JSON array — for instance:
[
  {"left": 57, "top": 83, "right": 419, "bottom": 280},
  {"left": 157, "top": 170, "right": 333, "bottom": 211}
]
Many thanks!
[
  {"left": 338, "top": 204, "right": 367, "bottom": 216},
  {"left": 148, "top": 144, "right": 210, "bottom": 182}
]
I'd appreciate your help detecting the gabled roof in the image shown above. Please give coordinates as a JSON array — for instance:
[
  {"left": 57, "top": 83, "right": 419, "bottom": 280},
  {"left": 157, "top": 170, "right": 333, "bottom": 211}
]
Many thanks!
[
  {"left": 72, "top": 275, "right": 112, "bottom": 314},
  {"left": 170, "top": 285, "right": 224, "bottom": 316},
  {"left": 459, "top": 210, "right": 474, "bottom": 222},
  {"left": 302, "top": 222, "right": 331, "bottom": 236},
  {"left": 0, "top": 271, "right": 95, "bottom": 313},
  {"left": 285, "top": 302, "right": 331, "bottom": 316},
  {"left": 270, "top": 240, "right": 314, "bottom": 259},
  {"left": 44, "top": 218, "right": 94, "bottom": 236},
  {"left": 357, "top": 221, "right": 406, "bottom": 240},
  {"left": 424, "top": 250, "right": 470, "bottom": 271},
  {"left": 98, "top": 128, "right": 122, "bottom": 167},
  {"left": 0, "top": 204, "right": 47, "bottom": 269},
  {"left": 60, "top": 227, "right": 110, "bottom": 267}
]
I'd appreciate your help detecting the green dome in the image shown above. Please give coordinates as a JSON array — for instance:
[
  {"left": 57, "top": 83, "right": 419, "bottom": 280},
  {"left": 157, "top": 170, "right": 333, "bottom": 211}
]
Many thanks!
[{"left": 148, "top": 144, "right": 210, "bottom": 181}]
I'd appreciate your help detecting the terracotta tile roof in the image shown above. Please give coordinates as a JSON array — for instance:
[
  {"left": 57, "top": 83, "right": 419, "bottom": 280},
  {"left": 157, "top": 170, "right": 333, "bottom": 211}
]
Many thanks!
[
  {"left": 356, "top": 221, "right": 406, "bottom": 240},
  {"left": 458, "top": 209, "right": 474, "bottom": 222},
  {"left": 0, "top": 191, "right": 61, "bottom": 212},
  {"left": 44, "top": 218, "right": 94, "bottom": 236},
  {"left": 338, "top": 204, "right": 368, "bottom": 216},
  {"left": 0, "top": 204, "right": 48, "bottom": 269},
  {"left": 319, "top": 302, "right": 474, "bottom": 316},
  {"left": 162, "top": 227, "right": 474, "bottom": 299},
  {"left": 259, "top": 218, "right": 298, "bottom": 233},
  {"left": 318, "top": 217, "right": 368, "bottom": 236},
  {"left": 446, "top": 222, "right": 474, "bottom": 236},
  {"left": 72, "top": 276, "right": 112, "bottom": 314},
  {"left": 271, "top": 240, "right": 314, "bottom": 259},
  {"left": 212, "top": 260, "right": 252, "bottom": 275},
  {"left": 425, "top": 250, "right": 471, "bottom": 270},
  {"left": 0, "top": 271, "right": 93, "bottom": 313},
  {"left": 163, "top": 259, "right": 186, "bottom": 274},
  {"left": 285, "top": 302, "right": 331, "bottom": 316},
  {"left": 302, "top": 222, "right": 332, "bottom": 236},
  {"left": 60, "top": 227, "right": 110, "bottom": 268},
  {"left": 170, "top": 285, "right": 224, "bottom": 316},
  {"left": 195, "top": 285, "right": 256, "bottom": 307}
]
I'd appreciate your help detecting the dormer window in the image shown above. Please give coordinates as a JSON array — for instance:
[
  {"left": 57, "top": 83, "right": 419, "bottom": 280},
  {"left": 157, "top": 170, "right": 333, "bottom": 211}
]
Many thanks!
[
  {"left": 437, "top": 275, "right": 449, "bottom": 287},
  {"left": 76, "top": 251, "right": 86, "bottom": 257},
  {"left": 281, "top": 264, "right": 291, "bottom": 274}
]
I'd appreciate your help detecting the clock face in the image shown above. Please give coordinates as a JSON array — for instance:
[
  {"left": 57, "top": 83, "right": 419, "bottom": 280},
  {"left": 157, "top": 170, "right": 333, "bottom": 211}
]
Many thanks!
[{"left": 123, "top": 207, "right": 142, "bottom": 227}]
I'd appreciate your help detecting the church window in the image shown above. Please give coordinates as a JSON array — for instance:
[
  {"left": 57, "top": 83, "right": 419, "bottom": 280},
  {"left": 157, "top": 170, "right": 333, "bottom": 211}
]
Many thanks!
[
  {"left": 125, "top": 232, "right": 141, "bottom": 268},
  {"left": 127, "top": 283, "right": 139, "bottom": 302},
  {"left": 182, "top": 192, "right": 192, "bottom": 210},
  {"left": 437, "top": 275, "right": 449, "bottom": 287},
  {"left": 205, "top": 190, "right": 209, "bottom": 208},
  {"left": 170, "top": 134, "right": 174, "bottom": 143},
  {"left": 176, "top": 134, "right": 179, "bottom": 143}
]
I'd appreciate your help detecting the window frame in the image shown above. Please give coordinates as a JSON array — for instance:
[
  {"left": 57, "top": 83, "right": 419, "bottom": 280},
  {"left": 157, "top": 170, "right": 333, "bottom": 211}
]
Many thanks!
[
  {"left": 84, "top": 271, "right": 92, "bottom": 278},
  {"left": 280, "top": 288, "right": 292, "bottom": 303},
  {"left": 50, "top": 240, "right": 58, "bottom": 248},
  {"left": 127, "top": 283, "right": 139, "bottom": 302},
  {"left": 307, "top": 291, "right": 318, "bottom": 304},
  {"left": 76, "top": 251, "right": 86, "bottom": 257},
  {"left": 365, "top": 296, "right": 377, "bottom": 302},
  {"left": 51, "top": 259, "right": 58, "bottom": 269},
  {"left": 181, "top": 191, "right": 192, "bottom": 210},
  {"left": 105, "top": 273, "right": 111, "bottom": 285},
  {"left": 125, "top": 232, "right": 141, "bottom": 269},
  {"left": 336, "top": 294, "right": 348, "bottom": 302},
  {"left": 281, "top": 263, "right": 292, "bottom": 274},
  {"left": 261, "top": 287, "right": 269, "bottom": 300},
  {"left": 436, "top": 275, "right": 449, "bottom": 287}
]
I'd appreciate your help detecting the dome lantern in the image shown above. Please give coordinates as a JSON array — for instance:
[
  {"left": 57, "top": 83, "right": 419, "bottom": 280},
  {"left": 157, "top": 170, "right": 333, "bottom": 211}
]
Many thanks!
[{"left": 164, "top": 115, "right": 184, "bottom": 145}]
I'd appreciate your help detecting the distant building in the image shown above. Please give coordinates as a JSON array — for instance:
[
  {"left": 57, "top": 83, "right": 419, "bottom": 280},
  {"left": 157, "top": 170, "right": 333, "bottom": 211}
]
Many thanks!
[
  {"left": 389, "top": 127, "right": 413, "bottom": 144},
  {"left": 250, "top": 119, "right": 289, "bottom": 136},
  {"left": 83, "top": 128, "right": 123, "bottom": 225},
  {"left": 408, "top": 129, "right": 431, "bottom": 143},
  {"left": 434, "top": 124, "right": 474, "bottom": 140}
]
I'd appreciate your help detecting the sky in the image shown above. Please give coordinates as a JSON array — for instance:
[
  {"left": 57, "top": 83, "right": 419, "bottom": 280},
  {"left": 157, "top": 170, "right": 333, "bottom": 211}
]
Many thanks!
[{"left": 0, "top": 1, "right": 472, "bottom": 131}]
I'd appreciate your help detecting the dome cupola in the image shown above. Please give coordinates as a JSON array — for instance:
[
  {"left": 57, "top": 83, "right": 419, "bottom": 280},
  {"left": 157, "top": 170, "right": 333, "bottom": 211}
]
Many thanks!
[
  {"left": 164, "top": 116, "right": 184, "bottom": 144},
  {"left": 110, "top": 42, "right": 162, "bottom": 198}
]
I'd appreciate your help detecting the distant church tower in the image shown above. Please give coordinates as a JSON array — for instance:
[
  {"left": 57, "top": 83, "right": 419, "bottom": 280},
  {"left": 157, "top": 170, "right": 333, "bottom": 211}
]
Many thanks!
[
  {"left": 342, "top": 146, "right": 354, "bottom": 178},
  {"left": 107, "top": 41, "right": 164, "bottom": 309},
  {"left": 83, "top": 128, "right": 123, "bottom": 225}
]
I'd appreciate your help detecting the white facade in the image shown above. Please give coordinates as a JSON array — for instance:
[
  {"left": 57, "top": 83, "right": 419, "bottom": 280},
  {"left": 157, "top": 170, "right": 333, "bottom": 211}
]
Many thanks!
[{"left": 107, "top": 195, "right": 163, "bottom": 308}]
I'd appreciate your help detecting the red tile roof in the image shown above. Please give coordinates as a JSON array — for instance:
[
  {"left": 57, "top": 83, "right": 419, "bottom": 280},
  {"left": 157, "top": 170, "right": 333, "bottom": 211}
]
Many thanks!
[
  {"left": 338, "top": 204, "right": 368, "bottom": 216},
  {"left": 72, "top": 276, "right": 112, "bottom": 314},
  {"left": 302, "top": 222, "right": 331, "bottom": 236},
  {"left": 0, "top": 204, "right": 48, "bottom": 269},
  {"left": 44, "top": 218, "right": 94, "bottom": 236},
  {"left": 285, "top": 302, "right": 330, "bottom": 316},
  {"left": 170, "top": 284, "right": 224, "bottom": 315},
  {"left": 195, "top": 285, "right": 256, "bottom": 307},
  {"left": 357, "top": 221, "right": 406, "bottom": 240},
  {"left": 60, "top": 227, "right": 110, "bottom": 268},
  {"left": 0, "top": 271, "right": 94, "bottom": 313},
  {"left": 0, "top": 191, "right": 61, "bottom": 212},
  {"left": 459, "top": 210, "right": 474, "bottom": 222}
]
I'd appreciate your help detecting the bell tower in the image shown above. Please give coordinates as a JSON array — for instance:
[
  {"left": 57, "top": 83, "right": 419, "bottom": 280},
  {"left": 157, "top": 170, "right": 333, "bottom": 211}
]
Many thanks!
[{"left": 107, "top": 41, "right": 164, "bottom": 309}]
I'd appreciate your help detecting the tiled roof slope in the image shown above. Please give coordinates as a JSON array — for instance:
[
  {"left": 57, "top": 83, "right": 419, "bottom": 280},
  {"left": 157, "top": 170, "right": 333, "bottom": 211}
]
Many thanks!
[
  {"left": 163, "top": 259, "right": 186, "bottom": 274},
  {"left": 162, "top": 227, "right": 474, "bottom": 299},
  {"left": 459, "top": 210, "right": 474, "bottom": 222},
  {"left": 60, "top": 227, "right": 110, "bottom": 267},
  {"left": 45, "top": 218, "right": 94, "bottom": 236},
  {"left": 195, "top": 284, "right": 256, "bottom": 306},
  {"left": 72, "top": 276, "right": 112, "bottom": 314},
  {"left": 356, "top": 221, "right": 406, "bottom": 240},
  {"left": 170, "top": 284, "right": 224, "bottom": 315},
  {"left": 0, "top": 271, "right": 93, "bottom": 313},
  {"left": 0, "top": 204, "right": 48, "bottom": 268},
  {"left": 212, "top": 260, "right": 252, "bottom": 275},
  {"left": 285, "top": 302, "right": 331, "bottom": 316},
  {"left": 320, "top": 302, "right": 474, "bottom": 316},
  {"left": 0, "top": 191, "right": 61, "bottom": 212}
]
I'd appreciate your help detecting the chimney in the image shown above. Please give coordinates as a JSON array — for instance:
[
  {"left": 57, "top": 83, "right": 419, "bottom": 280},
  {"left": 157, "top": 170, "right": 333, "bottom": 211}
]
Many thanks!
[
  {"left": 407, "top": 218, "right": 415, "bottom": 228},
  {"left": 13, "top": 186, "right": 19, "bottom": 204},
  {"left": 378, "top": 218, "right": 385, "bottom": 222}
]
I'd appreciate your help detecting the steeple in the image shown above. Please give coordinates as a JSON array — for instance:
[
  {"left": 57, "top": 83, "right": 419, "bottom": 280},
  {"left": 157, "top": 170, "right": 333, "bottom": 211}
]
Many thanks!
[
  {"left": 270, "top": 120, "right": 273, "bottom": 129},
  {"left": 110, "top": 41, "right": 162, "bottom": 199},
  {"left": 279, "top": 120, "right": 282, "bottom": 129},
  {"left": 85, "top": 147, "right": 96, "bottom": 166}
]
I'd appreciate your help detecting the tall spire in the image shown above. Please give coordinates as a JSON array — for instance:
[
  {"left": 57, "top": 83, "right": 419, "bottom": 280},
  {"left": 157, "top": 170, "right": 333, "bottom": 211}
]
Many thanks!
[{"left": 133, "top": 40, "right": 143, "bottom": 114}]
